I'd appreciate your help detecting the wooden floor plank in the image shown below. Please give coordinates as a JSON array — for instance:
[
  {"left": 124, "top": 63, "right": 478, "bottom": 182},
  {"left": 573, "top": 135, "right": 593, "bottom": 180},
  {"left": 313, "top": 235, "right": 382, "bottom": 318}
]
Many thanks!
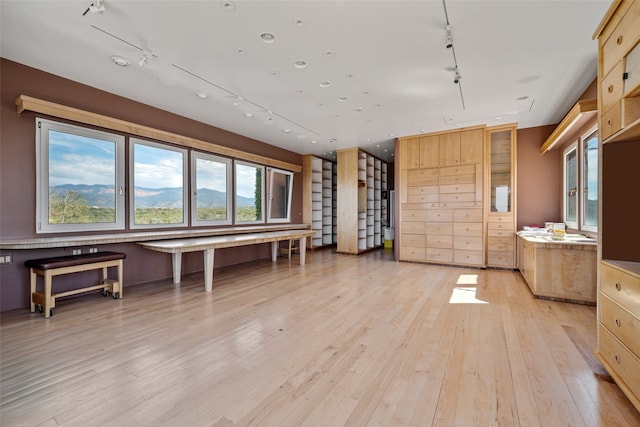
[{"left": 1, "top": 248, "right": 639, "bottom": 426}]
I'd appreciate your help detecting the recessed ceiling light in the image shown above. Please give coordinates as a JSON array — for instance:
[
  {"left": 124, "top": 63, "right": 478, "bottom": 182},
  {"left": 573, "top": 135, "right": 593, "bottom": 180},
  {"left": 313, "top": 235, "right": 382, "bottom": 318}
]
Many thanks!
[
  {"left": 338, "top": 96, "right": 348, "bottom": 102},
  {"left": 353, "top": 107, "right": 363, "bottom": 113},
  {"left": 516, "top": 75, "right": 540, "bottom": 84},
  {"left": 310, "top": 140, "right": 317, "bottom": 144},
  {"left": 376, "top": 144, "right": 380, "bottom": 147},
  {"left": 516, "top": 95, "right": 529, "bottom": 101},
  {"left": 294, "top": 60, "right": 307, "bottom": 69},
  {"left": 260, "top": 32, "right": 276, "bottom": 43},
  {"left": 345, "top": 73, "right": 354, "bottom": 78},
  {"left": 362, "top": 90, "right": 370, "bottom": 95},
  {"left": 220, "top": 1, "right": 236, "bottom": 12},
  {"left": 324, "top": 50, "right": 335, "bottom": 57},
  {"left": 388, "top": 133, "right": 394, "bottom": 137},
  {"left": 244, "top": 113, "right": 254, "bottom": 118},
  {"left": 329, "top": 138, "right": 337, "bottom": 143},
  {"left": 294, "top": 18, "right": 305, "bottom": 27},
  {"left": 195, "top": 92, "right": 208, "bottom": 99},
  {"left": 236, "top": 48, "right": 247, "bottom": 55},
  {"left": 366, "top": 138, "right": 371, "bottom": 142},
  {"left": 110, "top": 56, "right": 129, "bottom": 67},
  {"left": 319, "top": 81, "right": 331, "bottom": 88}
]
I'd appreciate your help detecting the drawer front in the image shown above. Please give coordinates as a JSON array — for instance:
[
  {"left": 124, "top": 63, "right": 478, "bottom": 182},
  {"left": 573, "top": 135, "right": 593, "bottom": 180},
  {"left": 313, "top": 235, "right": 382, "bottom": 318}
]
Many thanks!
[
  {"left": 427, "top": 209, "right": 454, "bottom": 222},
  {"left": 601, "top": 102, "right": 622, "bottom": 140},
  {"left": 426, "top": 222, "right": 453, "bottom": 235},
  {"left": 487, "top": 237, "right": 514, "bottom": 252},
  {"left": 454, "top": 208, "right": 483, "bottom": 223},
  {"left": 402, "top": 234, "right": 426, "bottom": 248},
  {"left": 403, "top": 209, "right": 429, "bottom": 222},
  {"left": 408, "top": 185, "right": 438, "bottom": 196},
  {"left": 407, "top": 192, "right": 439, "bottom": 203},
  {"left": 487, "top": 251, "right": 515, "bottom": 267},
  {"left": 439, "top": 183, "right": 475, "bottom": 194},
  {"left": 454, "top": 250, "right": 484, "bottom": 266},
  {"left": 426, "top": 248, "right": 453, "bottom": 263},
  {"left": 601, "top": 295, "right": 640, "bottom": 357},
  {"left": 427, "top": 235, "right": 453, "bottom": 249},
  {"left": 439, "top": 174, "right": 475, "bottom": 185},
  {"left": 488, "top": 221, "right": 514, "bottom": 231},
  {"left": 400, "top": 246, "right": 426, "bottom": 262},
  {"left": 488, "top": 215, "right": 513, "bottom": 224},
  {"left": 602, "top": 0, "right": 640, "bottom": 76},
  {"left": 601, "top": 262, "right": 640, "bottom": 314},
  {"left": 401, "top": 221, "right": 425, "bottom": 234},
  {"left": 439, "top": 192, "right": 475, "bottom": 203},
  {"left": 488, "top": 228, "right": 514, "bottom": 238},
  {"left": 602, "top": 61, "right": 625, "bottom": 112},
  {"left": 599, "top": 325, "right": 640, "bottom": 399},
  {"left": 454, "top": 236, "right": 483, "bottom": 251},
  {"left": 453, "top": 222, "right": 483, "bottom": 237},
  {"left": 439, "top": 164, "right": 476, "bottom": 177}
]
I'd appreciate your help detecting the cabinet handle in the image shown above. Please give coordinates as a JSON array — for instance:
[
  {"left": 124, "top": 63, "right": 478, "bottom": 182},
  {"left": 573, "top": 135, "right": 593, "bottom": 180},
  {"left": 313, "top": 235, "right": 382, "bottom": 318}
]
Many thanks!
[
  {"left": 615, "top": 318, "right": 621, "bottom": 327},
  {"left": 615, "top": 282, "right": 621, "bottom": 291},
  {"left": 607, "top": 119, "right": 612, "bottom": 126},
  {"left": 617, "top": 35, "right": 623, "bottom": 45},
  {"left": 614, "top": 354, "right": 621, "bottom": 364},
  {"left": 608, "top": 85, "right": 614, "bottom": 93}
]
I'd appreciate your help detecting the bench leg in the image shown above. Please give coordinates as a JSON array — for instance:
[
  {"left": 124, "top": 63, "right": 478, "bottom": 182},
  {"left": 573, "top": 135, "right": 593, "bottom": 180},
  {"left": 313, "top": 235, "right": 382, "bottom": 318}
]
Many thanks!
[
  {"left": 44, "top": 271, "right": 53, "bottom": 318},
  {"left": 117, "top": 259, "right": 123, "bottom": 298},
  {"left": 271, "top": 241, "right": 278, "bottom": 262},
  {"left": 30, "top": 268, "right": 36, "bottom": 313},
  {"left": 204, "top": 249, "right": 215, "bottom": 292},
  {"left": 172, "top": 253, "right": 182, "bottom": 285},
  {"left": 299, "top": 236, "right": 307, "bottom": 265}
]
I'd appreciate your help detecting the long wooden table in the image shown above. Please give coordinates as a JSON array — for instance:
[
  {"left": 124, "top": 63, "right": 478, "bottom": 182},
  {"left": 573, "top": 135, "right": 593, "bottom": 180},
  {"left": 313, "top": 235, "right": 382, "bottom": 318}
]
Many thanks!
[{"left": 138, "top": 229, "right": 317, "bottom": 292}]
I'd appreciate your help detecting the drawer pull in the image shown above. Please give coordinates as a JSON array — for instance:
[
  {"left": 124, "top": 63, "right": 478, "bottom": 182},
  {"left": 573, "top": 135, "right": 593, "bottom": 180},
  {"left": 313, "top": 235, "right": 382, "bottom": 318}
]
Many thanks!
[
  {"left": 607, "top": 119, "right": 612, "bottom": 126},
  {"left": 615, "top": 282, "right": 621, "bottom": 291},
  {"left": 614, "top": 354, "right": 621, "bottom": 364},
  {"left": 617, "top": 35, "right": 623, "bottom": 45},
  {"left": 608, "top": 84, "right": 614, "bottom": 93},
  {"left": 615, "top": 318, "right": 621, "bottom": 327}
]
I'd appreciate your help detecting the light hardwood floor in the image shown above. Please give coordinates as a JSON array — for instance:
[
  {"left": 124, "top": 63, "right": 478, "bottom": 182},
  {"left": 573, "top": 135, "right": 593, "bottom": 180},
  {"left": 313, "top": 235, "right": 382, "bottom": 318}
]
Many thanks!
[{"left": 1, "top": 248, "right": 639, "bottom": 426}]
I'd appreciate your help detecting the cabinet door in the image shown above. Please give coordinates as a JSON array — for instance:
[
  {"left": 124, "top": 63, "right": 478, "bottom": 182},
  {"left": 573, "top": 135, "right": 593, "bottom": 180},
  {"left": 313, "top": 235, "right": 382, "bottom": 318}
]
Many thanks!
[
  {"left": 460, "top": 129, "right": 483, "bottom": 165},
  {"left": 488, "top": 128, "right": 514, "bottom": 213},
  {"left": 439, "top": 133, "right": 461, "bottom": 166},
  {"left": 420, "top": 135, "right": 440, "bottom": 168}
]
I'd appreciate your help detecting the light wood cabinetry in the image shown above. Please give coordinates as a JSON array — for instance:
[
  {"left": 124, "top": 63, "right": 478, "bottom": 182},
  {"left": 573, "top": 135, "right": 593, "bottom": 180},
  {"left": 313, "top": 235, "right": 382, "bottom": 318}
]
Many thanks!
[
  {"left": 594, "top": 1, "right": 640, "bottom": 413},
  {"left": 302, "top": 155, "right": 336, "bottom": 249},
  {"left": 486, "top": 124, "right": 517, "bottom": 268},
  {"left": 337, "top": 148, "right": 387, "bottom": 254},
  {"left": 398, "top": 126, "right": 486, "bottom": 268}
]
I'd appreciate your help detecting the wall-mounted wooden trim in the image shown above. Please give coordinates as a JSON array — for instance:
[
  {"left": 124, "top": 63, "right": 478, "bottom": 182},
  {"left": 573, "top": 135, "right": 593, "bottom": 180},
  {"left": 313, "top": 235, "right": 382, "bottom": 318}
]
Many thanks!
[
  {"left": 539, "top": 99, "right": 597, "bottom": 154},
  {"left": 15, "top": 95, "right": 301, "bottom": 173}
]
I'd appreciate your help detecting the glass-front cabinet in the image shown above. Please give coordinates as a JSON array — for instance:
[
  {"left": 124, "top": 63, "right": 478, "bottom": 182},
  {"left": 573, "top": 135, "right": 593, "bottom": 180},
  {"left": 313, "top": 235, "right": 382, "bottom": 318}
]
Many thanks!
[{"left": 486, "top": 124, "right": 517, "bottom": 268}]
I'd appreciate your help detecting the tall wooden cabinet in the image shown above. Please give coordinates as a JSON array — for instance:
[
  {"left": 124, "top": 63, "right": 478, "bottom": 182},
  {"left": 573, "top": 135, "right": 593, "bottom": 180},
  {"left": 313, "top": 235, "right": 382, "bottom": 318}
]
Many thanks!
[
  {"left": 594, "top": 0, "right": 640, "bottom": 412},
  {"left": 302, "top": 155, "right": 336, "bottom": 249},
  {"left": 397, "top": 126, "right": 486, "bottom": 267},
  {"left": 486, "top": 124, "right": 517, "bottom": 268},
  {"left": 337, "top": 148, "right": 387, "bottom": 254}
]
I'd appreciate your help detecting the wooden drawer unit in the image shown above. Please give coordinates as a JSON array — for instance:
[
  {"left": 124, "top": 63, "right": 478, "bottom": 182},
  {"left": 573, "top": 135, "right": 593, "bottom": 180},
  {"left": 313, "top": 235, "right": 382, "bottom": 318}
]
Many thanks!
[
  {"left": 601, "top": 0, "right": 640, "bottom": 75},
  {"left": 487, "top": 251, "right": 514, "bottom": 268},
  {"left": 598, "top": 325, "right": 640, "bottom": 406},
  {"left": 426, "top": 222, "right": 453, "bottom": 235},
  {"left": 453, "top": 222, "right": 483, "bottom": 237},
  {"left": 403, "top": 209, "right": 429, "bottom": 222},
  {"left": 454, "top": 236, "right": 483, "bottom": 251},
  {"left": 402, "top": 234, "right": 426, "bottom": 248},
  {"left": 601, "top": 102, "right": 622, "bottom": 140},
  {"left": 602, "top": 61, "right": 625, "bottom": 112},
  {"left": 601, "top": 260, "right": 640, "bottom": 315},
  {"left": 487, "top": 236, "right": 514, "bottom": 252},
  {"left": 400, "top": 246, "right": 426, "bottom": 262},
  {"left": 601, "top": 295, "right": 640, "bottom": 357},
  {"left": 407, "top": 168, "right": 439, "bottom": 186},
  {"left": 427, "top": 209, "right": 453, "bottom": 222},
  {"left": 488, "top": 221, "right": 514, "bottom": 232},
  {"left": 427, "top": 235, "right": 453, "bottom": 249},
  {"left": 401, "top": 221, "right": 425, "bottom": 234}
]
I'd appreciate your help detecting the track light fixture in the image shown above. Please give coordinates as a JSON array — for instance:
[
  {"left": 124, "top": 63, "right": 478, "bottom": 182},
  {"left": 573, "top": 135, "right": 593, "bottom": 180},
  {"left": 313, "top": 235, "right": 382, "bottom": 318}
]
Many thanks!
[
  {"left": 139, "top": 49, "right": 152, "bottom": 67},
  {"left": 442, "top": 0, "right": 465, "bottom": 109},
  {"left": 454, "top": 68, "right": 461, "bottom": 84},
  {"left": 82, "top": 0, "right": 105, "bottom": 16},
  {"left": 445, "top": 24, "right": 453, "bottom": 49}
]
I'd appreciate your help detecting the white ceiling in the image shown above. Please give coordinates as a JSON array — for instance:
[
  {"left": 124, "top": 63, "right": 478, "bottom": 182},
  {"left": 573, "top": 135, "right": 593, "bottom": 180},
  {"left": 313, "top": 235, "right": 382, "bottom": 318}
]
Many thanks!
[{"left": 0, "top": 0, "right": 610, "bottom": 162}]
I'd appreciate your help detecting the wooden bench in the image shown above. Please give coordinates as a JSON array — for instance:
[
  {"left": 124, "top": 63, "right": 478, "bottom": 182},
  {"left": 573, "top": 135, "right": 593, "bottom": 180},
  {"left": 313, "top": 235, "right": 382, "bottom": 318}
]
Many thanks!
[
  {"left": 25, "top": 251, "right": 126, "bottom": 318},
  {"left": 138, "top": 229, "right": 316, "bottom": 292}
]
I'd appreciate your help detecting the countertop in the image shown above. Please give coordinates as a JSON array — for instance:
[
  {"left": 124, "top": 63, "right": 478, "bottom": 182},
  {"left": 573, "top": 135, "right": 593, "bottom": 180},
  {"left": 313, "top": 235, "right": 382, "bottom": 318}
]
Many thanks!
[{"left": 517, "top": 231, "right": 597, "bottom": 250}]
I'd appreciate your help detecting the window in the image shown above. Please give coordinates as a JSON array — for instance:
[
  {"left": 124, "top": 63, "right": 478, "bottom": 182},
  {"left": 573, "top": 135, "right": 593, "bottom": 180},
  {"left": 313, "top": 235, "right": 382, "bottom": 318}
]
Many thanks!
[
  {"left": 130, "top": 138, "right": 188, "bottom": 228},
  {"left": 582, "top": 128, "right": 598, "bottom": 232},
  {"left": 235, "top": 161, "right": 264, "bottom": 223},
  {"left": 267, "top": 168, "right": 294, "bottom": 223},
  {"left": 191, "top": 152, "right": 232, "bottom": 226},
  {"left": 563, "top": 143, "right": 578, "bottom": 229},
  {"left": 36, "top": 118, "right": 125, "bottom": 233}
]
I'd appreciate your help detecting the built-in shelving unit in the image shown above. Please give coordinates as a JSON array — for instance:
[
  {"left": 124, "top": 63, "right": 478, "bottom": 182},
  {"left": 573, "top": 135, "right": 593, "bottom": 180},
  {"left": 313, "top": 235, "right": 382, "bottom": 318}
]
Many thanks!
[
  {"left": 338, "top": 148, "right": 387, "bottom": 254},
  {"left": 303, "top": 155, "right": 337, "bottom": 249}
]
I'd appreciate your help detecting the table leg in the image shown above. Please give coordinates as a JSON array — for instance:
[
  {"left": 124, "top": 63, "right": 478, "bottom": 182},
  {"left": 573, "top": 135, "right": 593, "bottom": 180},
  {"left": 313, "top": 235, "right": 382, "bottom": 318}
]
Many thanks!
[
  {"left": 271, "top": 241, "right": 278, "bottom": 262},
  {"left": 172, "top": 253, "right": 182, "bottom": 285},
  {"left": 29, "top": 268, "right": 36, "bottom": 313},
  {"left": 299, "top": 236, "right": 307, "bottom": 265},
  {"left": 117, "top": 259, "right": 123, "bottom": 298},
  {"left": 204, "top": 249, "right": 215, "bottom": 292},
  {"left": 44, "top": 271, "right": 52, "bottom": 318}
]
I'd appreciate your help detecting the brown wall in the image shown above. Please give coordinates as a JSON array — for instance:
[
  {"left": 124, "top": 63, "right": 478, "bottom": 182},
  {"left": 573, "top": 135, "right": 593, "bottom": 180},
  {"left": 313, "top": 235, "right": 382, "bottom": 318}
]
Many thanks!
[{"left": 0, "top": 59, "right": 303, "bottom": 312}]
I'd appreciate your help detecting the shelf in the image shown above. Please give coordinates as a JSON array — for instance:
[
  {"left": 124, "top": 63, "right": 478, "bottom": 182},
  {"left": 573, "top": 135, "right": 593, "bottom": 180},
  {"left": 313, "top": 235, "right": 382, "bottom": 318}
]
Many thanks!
[{"left": 540, "top": 99, "right": 597, "bottom": 154}]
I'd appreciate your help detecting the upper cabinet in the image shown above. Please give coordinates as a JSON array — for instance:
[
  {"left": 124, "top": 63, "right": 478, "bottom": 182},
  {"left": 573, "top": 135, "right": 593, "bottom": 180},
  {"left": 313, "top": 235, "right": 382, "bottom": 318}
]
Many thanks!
[
  {"left": 594, "top": 0, "right": 640, "bottom": 143},
  {"left": 486, "top": 124, "right": 517, "bottom": 268}
]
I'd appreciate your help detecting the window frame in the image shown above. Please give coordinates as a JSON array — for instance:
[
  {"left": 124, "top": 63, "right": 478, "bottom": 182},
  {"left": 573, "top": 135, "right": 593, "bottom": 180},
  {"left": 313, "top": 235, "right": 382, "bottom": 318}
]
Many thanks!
[
  {"left": 35, "top": 117, "right": 125, "bottom": 233},
  {"left": 191, "top": 151, "right": 232, "bottom": 226},
  {"left": 580, "top": 126, "right": 599, "bottom": 233},
  {"left": 266, "top": 167, "right": 294, "bottom": 223},
  {"left": 234, "top": 160, "right": 265, "bottom": 224},
  {"left": 129, "top": 137, "right": 189, "bottom": 229},
  {"left": 563, "top": 142, "right": 579, "bottom": 230}
]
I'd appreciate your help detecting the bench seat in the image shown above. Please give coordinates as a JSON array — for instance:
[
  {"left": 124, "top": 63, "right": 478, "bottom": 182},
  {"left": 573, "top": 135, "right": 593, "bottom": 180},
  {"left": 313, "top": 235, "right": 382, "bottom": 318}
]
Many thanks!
[{"left": 25, "top": 251, "right": 126, "bottom": 318}]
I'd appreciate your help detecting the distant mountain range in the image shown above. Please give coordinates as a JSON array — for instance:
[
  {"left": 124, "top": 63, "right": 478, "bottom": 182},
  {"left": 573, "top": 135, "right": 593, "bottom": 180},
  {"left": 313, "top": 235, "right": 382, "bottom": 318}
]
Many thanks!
[{"left": 50, "top": 184, "right": 255, "bottom": 208}]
